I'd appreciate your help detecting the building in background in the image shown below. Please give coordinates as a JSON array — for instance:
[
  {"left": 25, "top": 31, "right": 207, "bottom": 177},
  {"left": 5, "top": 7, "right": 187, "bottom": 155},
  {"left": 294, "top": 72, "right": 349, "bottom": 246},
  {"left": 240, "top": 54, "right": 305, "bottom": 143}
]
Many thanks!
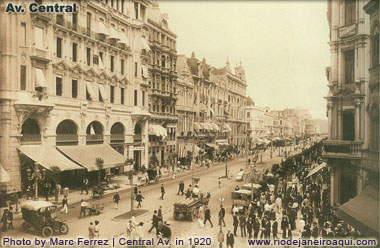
[{"left": 324, "top": 0, "right": 379, "bottom": 238}]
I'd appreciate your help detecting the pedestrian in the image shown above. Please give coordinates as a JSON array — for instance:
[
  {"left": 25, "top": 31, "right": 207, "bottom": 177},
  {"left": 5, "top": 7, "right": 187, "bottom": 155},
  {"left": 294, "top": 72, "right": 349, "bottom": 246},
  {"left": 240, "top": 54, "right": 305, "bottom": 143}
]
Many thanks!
[
  {"left": 247, "top": 218, "right": 253, "bottom": 239},
  {"left": 233, "top": 214, "right": 239, "bottom": 236},
  {"left": 198, "top": 204, "right": 205, "bottom": 228},
  {"left": 133, "top": 185, "right": 138, "bottom": 196},
  {"left": 158, "top": 205, "right": 163, "bottom": 221},
  {"left": 1, "top": 209, "right": 8, "bottom": 232},
  {"left": 179, "top": 181, "right": 184, "bottom": 195},
  {"left": 148, "top": 210, "right": 159, "bottom": 233},
  {"left": 272, "top": 219, "right": 278, "bottom": 239},
  {"left": 177, "top": 181, "right": 181, "bottom": 195},
  {"left": 44, "top": 182, "right": 50, "bottom": 201},
  {"left": 137, "top": 222, "right": 144, "bottom": 239},
  {"left": 61, "top": 195, "right": 68, "bottom": 214},
  {"left": 226, "top": 230, "right": 234, "bottom": 248},
  {"left": 136, "top": 191, "right": 144, "bottom": 208},
  {"left": 203, "top": 205, "right": 213, "bottom": 227},
  {"left": 55, "top": 183, "right": 61, "bottom": 203},
  {"left": 239, "top": 214, "right": 247, "bottom": 237},
  {"left": 88, "top": 222, "right": 95, "bottom": 239},
  {"left": 299, "top": 217, "right": 305, "bottom": 234},
  {"left": 113, "top": 191, "right": 120, "bottom": 210},
  {"left": 160, "top": 184, "right": 165, "bottom": 200},
  {"left": 281, "top": 215, "right": 289, "bottom": 239},
  {"left": 126, "top": 220, "right": 134, "bottom": 239},
  {"left": 7, "top": 207, "right": 13, "bottom": 230},
  {"left": 79, "top": 199, "right": 87, "bottom": 219},
  {"left": 81, "top": 177, "right": 89, "bottom": 195},
  {"left": 218, "top": 178, "right": 221, "bottom": 188},
  {"left": 253, "top": 218, "right": 260, "bottom": 239},
  {"left": 94, "top": 220, "right": 100, "bottom": 238},
  {"left": 218, "top": 205, "right": 226, "bottom": 227}
]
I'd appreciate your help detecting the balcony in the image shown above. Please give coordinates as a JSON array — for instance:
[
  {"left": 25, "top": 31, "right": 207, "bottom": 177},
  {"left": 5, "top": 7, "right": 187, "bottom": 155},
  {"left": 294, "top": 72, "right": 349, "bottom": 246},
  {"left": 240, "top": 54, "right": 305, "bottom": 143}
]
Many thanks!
[
  {"left": 56, "top": 134, "right": 78, "bottom": 142},
  {"left": 111, "top": 134, "right": 125, "bottom": 142},
  {"left": 30, "top": 47, "right": 51, "bottom": 64},
  {"left": 323, "top": 140, "right": 363, "bottom": 159},
  {"left": 133, "top": 134, "right": 142, "bottom": 142},
  {"left": 86, "top": 134, "right": 104, "bottom": 142},
  {"left": 21, "top": 134, "right": 41, "bottom": 143}
]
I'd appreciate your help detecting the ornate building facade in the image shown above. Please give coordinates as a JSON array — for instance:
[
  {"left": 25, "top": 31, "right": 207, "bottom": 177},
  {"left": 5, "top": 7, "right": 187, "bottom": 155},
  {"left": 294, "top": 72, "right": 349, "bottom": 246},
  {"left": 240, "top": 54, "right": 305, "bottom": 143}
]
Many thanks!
[{"left": 0, "top": 0, "right": 161, "bottom": 192}]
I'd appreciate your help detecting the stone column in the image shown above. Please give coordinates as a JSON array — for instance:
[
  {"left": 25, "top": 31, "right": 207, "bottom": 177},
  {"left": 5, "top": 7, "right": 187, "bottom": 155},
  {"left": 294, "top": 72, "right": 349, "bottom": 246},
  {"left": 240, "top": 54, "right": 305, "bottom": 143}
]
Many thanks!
[
  {"left": 330, "top": 164, "right": 335, "bottom": 205},
  {"left": 144, "top": 120, "right": 149, "bottom": 169},
  {"left": 354, "top": 99, "right": 360, "bottom": 141},
  {"left": 327, "top": 102, "right": 333, "bottom": 140}
]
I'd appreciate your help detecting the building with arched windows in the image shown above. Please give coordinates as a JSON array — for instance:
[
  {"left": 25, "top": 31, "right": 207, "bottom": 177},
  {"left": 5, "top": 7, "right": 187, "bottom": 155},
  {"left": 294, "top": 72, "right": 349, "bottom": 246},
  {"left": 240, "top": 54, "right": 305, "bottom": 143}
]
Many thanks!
[{"left": 0, "top": 0, "right": 163, "bottom": 193}]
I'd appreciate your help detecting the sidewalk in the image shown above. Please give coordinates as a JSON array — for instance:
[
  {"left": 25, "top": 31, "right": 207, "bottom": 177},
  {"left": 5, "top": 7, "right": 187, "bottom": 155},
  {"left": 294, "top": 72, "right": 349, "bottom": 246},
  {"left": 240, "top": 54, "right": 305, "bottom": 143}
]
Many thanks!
[{"left": 11, "top": 156, "right": 247, "bottom": 220}]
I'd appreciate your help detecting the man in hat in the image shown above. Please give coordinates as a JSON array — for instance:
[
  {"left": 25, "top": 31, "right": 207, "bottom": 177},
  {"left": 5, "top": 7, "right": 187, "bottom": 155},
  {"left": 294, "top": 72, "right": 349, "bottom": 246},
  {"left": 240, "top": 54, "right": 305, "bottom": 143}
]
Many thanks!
[
  {"left": 113, "top": 191, "right": 120, "bottom": 210},
  {"left": 226, "top": 230, "right": 234, "bottom": 248},
  {"left": 137, "top": 222, "right": 144, "bottom": 239},
  {"left": 160, "top": 184, "right": 165, "bottom": 200},
  {"left": 148, "top": 210, "right": 159, "bottom": 234},
  {"left": 204, "top": 205, "right": 213, "bottom": 228},
  {"left": 136, "top": 191, "right": 144, "bottom": 208},
  {"left": 88, "top": 222, "right": 95, "bottom": 239},
  {"left": 218, "top": 205, "right": 226, "bottom": 227}
]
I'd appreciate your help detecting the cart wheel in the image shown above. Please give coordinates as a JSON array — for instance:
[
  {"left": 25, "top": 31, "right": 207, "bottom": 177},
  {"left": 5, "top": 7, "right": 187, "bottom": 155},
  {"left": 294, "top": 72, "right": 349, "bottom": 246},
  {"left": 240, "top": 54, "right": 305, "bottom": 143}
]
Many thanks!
[
  {"left": 41, "top": 226, "right": 54, "bottom": 238},
  {"left": 190, "top": 208, "right": 197, "bottom": 221},
  {"left": 173, "top": 212, "right": 179, "bottom": 220},
  {"left": 59, "top": 223, "right": 69, "bottom": 235}
]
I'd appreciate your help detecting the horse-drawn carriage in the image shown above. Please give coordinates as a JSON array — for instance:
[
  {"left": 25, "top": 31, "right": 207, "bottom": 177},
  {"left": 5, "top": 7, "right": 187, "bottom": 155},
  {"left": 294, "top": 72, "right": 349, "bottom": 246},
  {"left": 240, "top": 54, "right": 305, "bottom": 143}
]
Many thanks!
[
  {"left": 173, "top": 192, "right": 210, "bottom": 221},
  {"left": 21, "top": 201, "right": 69, "bottom": 238}
]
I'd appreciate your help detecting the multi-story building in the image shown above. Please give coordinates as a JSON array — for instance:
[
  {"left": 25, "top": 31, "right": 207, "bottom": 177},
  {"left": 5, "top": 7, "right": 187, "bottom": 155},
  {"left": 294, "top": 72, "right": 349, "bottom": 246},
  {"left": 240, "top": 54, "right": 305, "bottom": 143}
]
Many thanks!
[
  {"left": 246, "top": 99, "right": 266, "bottom": 146},
  {"left": 0, "top": 0, "right": 159, "bottom": 192},
  {"left": 324, "top": 0, "right": 379, "bottom": 237},
  {"left": 146, "top": 1, "right": 178, "bottom": 170}
]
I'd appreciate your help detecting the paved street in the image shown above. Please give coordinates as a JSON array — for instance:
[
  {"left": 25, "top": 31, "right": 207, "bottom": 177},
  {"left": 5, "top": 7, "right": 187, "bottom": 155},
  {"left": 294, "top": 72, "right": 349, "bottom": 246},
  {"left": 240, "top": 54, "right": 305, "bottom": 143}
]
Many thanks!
[{"left": 3, "top": 147, "right": 302, "bottom": 247}]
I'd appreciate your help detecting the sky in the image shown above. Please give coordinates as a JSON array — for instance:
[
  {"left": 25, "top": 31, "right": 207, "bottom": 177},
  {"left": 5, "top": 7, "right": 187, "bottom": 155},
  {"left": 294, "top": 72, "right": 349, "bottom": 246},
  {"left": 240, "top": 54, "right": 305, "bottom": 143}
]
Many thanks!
[{"left": 158, "top": 0, "right": 330, "bottom": 120}]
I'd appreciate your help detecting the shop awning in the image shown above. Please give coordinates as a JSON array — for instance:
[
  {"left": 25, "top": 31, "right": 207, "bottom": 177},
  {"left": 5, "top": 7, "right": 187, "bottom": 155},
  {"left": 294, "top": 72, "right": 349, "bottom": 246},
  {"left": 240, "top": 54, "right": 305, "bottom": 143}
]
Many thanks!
[
  {"left": 98, "top": 84, "right": 108, "bottom": 101},
  {"left": 35, "top": 68, "right": 47, "bottom": 88},
  {"left": 203, "top": 123, "right": 211, "bottom": 131},
  {"left": 135, "top": 36, "right": 151, "bottom": 52},
  {"left": 0, "top": 165, "right": 10, "bottom": 183},
  {"left": 193, "top": 123, "right": 201, "bottom": 131},
  {"left": 109, "top": 27, "right": 121, "bottom": 41},
  {"left": 57, "top": 144, "right": 126, "bottom": 172},
  {"left": 97, "top": 22, "right": 110, "bottom": 36},
  {"left": 335, "top": 186, "right": 379, "bottom": 237},
  {"left": 306, "top": 162, "right": 326, "bottom": 178},
  {"left": 210, "top": 123, "right": 220, "bottom": 131},
  {"left": 18, "top": 145, "right": 84, "bottom": 171},
  {"left": 85, "top": 81, "right": 96, "bottom": 100},
  {"left": 117, "top": 32, "right": 129, "bottom": 46},
  {"left": 149, "top": 125, "right": 167, "bottom": 138},
  {"left": 141, "top": 65, "right": 149, "bottom": 79}
]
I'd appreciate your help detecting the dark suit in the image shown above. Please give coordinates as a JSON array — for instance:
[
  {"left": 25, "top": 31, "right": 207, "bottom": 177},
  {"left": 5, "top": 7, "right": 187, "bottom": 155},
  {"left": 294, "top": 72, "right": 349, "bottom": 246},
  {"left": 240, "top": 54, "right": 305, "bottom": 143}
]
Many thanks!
[
  {"left": 226, "top": 233, "right": 234, "bottom": 248},
  {"left": 233, "top": 215, "right": 239, "bottom": 236}
]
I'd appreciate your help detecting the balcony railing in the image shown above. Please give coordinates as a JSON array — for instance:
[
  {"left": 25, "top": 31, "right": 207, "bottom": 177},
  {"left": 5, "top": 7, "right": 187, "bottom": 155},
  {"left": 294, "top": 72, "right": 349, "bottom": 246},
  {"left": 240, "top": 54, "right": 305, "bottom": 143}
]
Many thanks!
[
  {"left": 86, "top": 134, "right": 104, "bottom": 141},
  {"left": 111, "top": 134, "right": 125, "bottom": 141},
  {"left": 56, "top": 134, "right": 78, "bottom": 142},
  {"left": 133, "top": 134, "right": 142, "bottom": 142},
  {"left": 21, "top": 134, "right": 41, "bottom": 143},
  {"left": 323, "top": 140, "right": 362, "bottom": 158}
]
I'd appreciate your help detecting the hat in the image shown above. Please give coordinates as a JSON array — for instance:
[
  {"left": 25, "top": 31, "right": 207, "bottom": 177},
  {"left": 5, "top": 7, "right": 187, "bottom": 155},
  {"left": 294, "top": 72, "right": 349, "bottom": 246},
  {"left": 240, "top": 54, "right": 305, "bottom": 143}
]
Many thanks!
[{"left": 139, "top": 222, "right": 144, "bottom": 226}]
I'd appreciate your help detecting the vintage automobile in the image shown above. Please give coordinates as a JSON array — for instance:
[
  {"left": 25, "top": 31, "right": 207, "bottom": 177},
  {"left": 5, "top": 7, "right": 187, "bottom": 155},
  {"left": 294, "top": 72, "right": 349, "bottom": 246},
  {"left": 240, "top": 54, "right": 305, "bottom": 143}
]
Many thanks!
[
  {"left": 21, "top": 200, "right": 69, "bottom": 238},
  {"left": 231, "top": 189, "right": 252, "bottom": 215},
  {"left": 173, "top": 192, "right": 210, "bottom": 221},
  {"left": 235, "top": 169, "right": 248, "bottom": 182}
]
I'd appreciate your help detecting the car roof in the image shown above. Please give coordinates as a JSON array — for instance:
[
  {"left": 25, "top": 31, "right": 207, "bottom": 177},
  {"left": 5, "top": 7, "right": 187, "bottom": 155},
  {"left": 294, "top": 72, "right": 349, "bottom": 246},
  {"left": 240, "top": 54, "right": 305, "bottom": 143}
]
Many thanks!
[
  {"left": 21, "top": 201, "right": 55, "bottom": 211},
  {"left": 233, "top": 189, "right": 252, "bottom": 194}
]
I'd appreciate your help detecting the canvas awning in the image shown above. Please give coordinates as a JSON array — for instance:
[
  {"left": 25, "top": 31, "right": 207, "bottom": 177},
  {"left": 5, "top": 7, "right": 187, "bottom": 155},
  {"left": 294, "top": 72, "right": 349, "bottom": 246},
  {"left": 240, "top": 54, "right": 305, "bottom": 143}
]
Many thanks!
[
  {"left": 223, "top": 123, "right": 232, "bottom": 132},
  {"left": 18, "top": 145, "right": 83, "bottom": 171},
  {"left": 149, "top": 125, "right": 167, "bottom": 137},
  {"left": 141, "top": 65, "right": 149, "bottom": 79},
  {"left": 98, "top": 84, "right": 108, "bottom": 101},
  {"left": 108, "top": 27, "right": 121, "bottom": 41},
  {"left": 209, "top": 123, "right": 220, "bottom": 131},
  {"left": 97, "top": 22, "right": 110, "bottom": 36},
  {"left": 306, "top": 162, "right": 326, "bottom": 178},
  {"left": 57, "top": 144, "right": 126, "bottom": 172},
  {"left": 0, "top": 165, "right": 10, "bottom": 183},
  {"left": 85, "top": 81, "right": 96, "bottom": 100},
  {"left": 335, "top": 186, "right": 379, "bottom": 237},
  {"left": 35, "top": 68, "right": 47, "bottom": 88},
  {"left": 117, "top": 32, "right": 129, "bottom": 46},
  {"left": 135, "top": 36, "right": 151, "bottom": 52},
  {"left": 193, "top": 123, "right": 201, "bottom": 131}
]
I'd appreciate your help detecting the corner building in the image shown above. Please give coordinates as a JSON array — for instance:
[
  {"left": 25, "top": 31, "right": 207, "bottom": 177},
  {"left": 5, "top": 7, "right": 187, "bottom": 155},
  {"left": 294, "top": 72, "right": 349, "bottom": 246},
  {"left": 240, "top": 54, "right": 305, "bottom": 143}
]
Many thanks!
[{"left": 0, "top": 0, "right": 162, "bottom": 192}]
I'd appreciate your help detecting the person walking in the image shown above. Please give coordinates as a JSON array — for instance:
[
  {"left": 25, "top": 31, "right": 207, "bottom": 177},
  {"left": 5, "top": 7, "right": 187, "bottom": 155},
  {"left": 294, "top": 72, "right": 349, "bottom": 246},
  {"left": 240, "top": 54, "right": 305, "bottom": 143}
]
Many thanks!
[
  {"left": 272, "top": 219, "right": 278, "bottom": 239},
  {"left": 148, "top": 210, "right": 159, "bottom": 233},
  {"left": 7, "top": 207, "right": 13, "bottom": 230},
  {"left": 253, "top": 218, "right": 260, "bottom": 239},
  {"left": 133, "top": 185, "right": 138, "bottom": 196},
  {"left": 239, "top": 214, "right": 247, "bottom": 237},
  {"left": 203, "top": 205, "right": 213, "bottom": 228},
  {"left": 233, "top": 214, "right": 239, "bottom": 236},
  {"left": 61, "top": 196, "right": 68, "bottom": 214},
  {"left": 94, "top": 220, "right": 100, "bottom": 238},
  {"left": 158, "top": 205, "right": 163, "bottom": 221},
  {"left": 88, "top": 222, "right": 95, "bottom": 239},
  {"left": 113, "top": 191, "right": 120, "bottom": 210},
  {"left": 218, "top": 205, "right": 226, "bottom": 227},
  {"left": 81, "top": 177, "right": 89, "bottom": 195},
  {"left": 160, "top": 184, "right": 165, "bottom": 200},
  {"left": 1, "top": 209, "right": 8, "bottom": 232},
  {"left": 136, "top": 191, "right": 144, "bottom": 208},
  {"left": 226, "top": 230, "right": 234, "bottom": 248},
  {"left": 247, "top": 218, "right": 253, "bottom": 239},
  {"left": 281, "top": 215, "right": 289, "bottom": 239},
  {"left": 79, "top": 199, "right": 87, "bottom": 219}
]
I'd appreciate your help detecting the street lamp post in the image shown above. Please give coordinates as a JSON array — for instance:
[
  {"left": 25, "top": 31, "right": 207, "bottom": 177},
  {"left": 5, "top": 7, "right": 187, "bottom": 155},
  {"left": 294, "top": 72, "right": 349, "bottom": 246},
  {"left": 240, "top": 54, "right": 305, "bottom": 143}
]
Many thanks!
[{"left": 26, "top": 162, "right": 46, "bottom": 200}]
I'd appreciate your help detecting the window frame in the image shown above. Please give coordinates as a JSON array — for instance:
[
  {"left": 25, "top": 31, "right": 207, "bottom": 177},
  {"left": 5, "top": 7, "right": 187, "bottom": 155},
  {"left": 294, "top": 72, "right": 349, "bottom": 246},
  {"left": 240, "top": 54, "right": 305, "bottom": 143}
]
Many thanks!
[
  {"left": 56, "top": 76, "right": 63, "bottom": 96},
  {"left": 56, "top": 37, "right": 62, "bottom": 58}
]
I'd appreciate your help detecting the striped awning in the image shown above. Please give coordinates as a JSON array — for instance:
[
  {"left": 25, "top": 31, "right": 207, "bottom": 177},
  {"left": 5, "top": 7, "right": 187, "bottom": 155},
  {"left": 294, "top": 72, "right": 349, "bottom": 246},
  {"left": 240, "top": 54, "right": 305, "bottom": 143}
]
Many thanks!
[{"left": 148, "top": 125, "right": 167, "bottom": 138}]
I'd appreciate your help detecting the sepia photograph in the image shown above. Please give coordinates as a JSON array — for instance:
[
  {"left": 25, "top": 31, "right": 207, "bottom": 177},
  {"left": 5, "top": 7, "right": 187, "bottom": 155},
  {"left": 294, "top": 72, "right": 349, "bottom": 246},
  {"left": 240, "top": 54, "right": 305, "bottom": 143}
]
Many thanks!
[{"left": 0, "top": 0, "right": 379, "bottom": 247}]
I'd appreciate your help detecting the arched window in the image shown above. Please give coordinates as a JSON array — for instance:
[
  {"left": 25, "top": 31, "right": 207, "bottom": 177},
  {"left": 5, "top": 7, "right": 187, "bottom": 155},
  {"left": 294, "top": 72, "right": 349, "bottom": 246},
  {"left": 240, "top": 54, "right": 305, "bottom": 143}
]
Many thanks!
[
  {"left": 21, "top": 119, "right": 41, "bottom": 142},
  {"left": 86, "top": 121, "right": 104, "bottom": 144},
  {"left": 56, "top": 119, "right": 78, "bottom": 145},
  {"left": 110, "top": 122, "right": 125, "bottom": 141}
]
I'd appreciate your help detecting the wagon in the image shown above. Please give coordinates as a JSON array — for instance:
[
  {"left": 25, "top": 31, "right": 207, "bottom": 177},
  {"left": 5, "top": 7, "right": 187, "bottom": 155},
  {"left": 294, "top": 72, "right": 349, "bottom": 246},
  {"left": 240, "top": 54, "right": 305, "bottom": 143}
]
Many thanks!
[
  {"left": 21, "top": 200, "right": 69, "bottom": 238},
  {"left": 87, "top": 203, "right": 104, "bottom": 215},
  {"left": 173, "top": 193, "right": 210, "bottom": 221}
]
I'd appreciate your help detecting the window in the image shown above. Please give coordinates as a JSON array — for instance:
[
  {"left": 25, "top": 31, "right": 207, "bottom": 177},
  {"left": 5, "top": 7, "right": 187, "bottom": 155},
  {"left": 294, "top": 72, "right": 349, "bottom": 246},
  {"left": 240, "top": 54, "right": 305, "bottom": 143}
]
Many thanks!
[
  {"left": 110, "top": 86, "right": 114, "bottom": 103},
  {"left": 99, "top": 52, "right": 104, "bottom": 62},
  {"left": 247, "top": 112, "right": 250, "bottom": 118},
  {"left": 134, "top": 2, "right": 139, "bottom": 19},
  {"left": 134, "top": 62, "right": 138, "bottom": 77},
  {"left": 86, "top": 87, "right": 91, "bottom": 100},
  {"left": 72, "top": 13, "right": 77, "bottom": 30},
  {"left": 372, "top": 26, "right": 379, "bottom": 67},
  {"left": 20, "top": 65, "right": 26, "bottom": 90},
  {"left": 20, "top": 23, "right": 26, "bottom": 46},
  {"left": 86, "top": 47, "right": 91, "bottom": 66},
  {"left": 142, "top": 91, "right": 145, "bottom": 106},
  {"left": 93, "top": 55, "right": 99, "bottom": 65},
  {"left": 134, "top": 90, "right": 138, "bottom": 106},
  {"left": 121, "top": 88, "right": 124, "bottom": 104},
  {"left": 72, "top": 43, "right": 77, "bottom": 62},
  {"left": 121, "top": 59, "right": 125, "bottom": 75},
  {"left": 56, "top": 15, "right": 64, "bottom": 25},
  {"left": 56, "top": 37, "right": 62, "bottom": 58},
  {"left": 121, "top": 0, "right": 124, "bottom": 13},
  {"left": 344, "top": 50, "right": 355, "bottom": 84},
  {"left": 56, "top": 77, "right": 63, "bottom": 96},
  {"left": 72, "top": 79, "right": 78, "bottom": 98},
  {"left": 345, "top": 0, "right": 356, "bottom": 26},
  {"left": 86, "top": 12, "right": 92, "bottom": 31},
  {"left": 99, "top": 88, "right": 103, "bottom": 102},
  {"left": 110, "top": 55, "right": 114, "bottom": 72}
]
